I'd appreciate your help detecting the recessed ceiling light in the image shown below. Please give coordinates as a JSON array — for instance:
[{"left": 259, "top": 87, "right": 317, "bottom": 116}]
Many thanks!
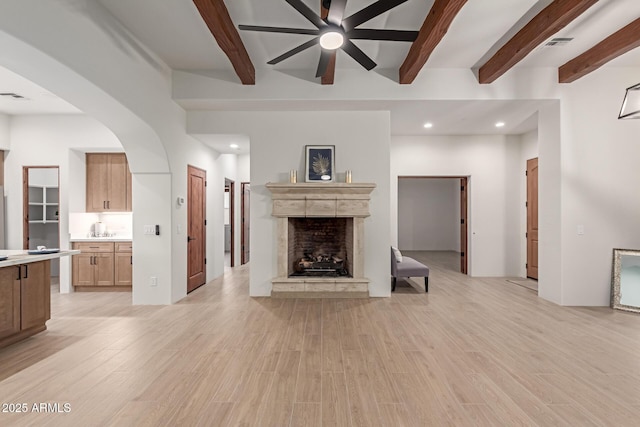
[
  {"left": 495, "top": 122, "right": 505, "bottom": 128},
  {"left": 423, "top": 122, "right": 433, "bottom": 129},
  {"left": 229, "top": 143, "right": 239, "bottom": 149}
]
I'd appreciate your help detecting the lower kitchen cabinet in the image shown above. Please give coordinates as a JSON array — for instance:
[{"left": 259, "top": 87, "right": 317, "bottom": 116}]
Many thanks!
[
  {"left": 0, "top": 260, "right": 50, "bottom": 349},
  {"left": 72, "top": 241, "right": 131, "bottom": 291},
  {"left": 115, "top": 242, "right": 133, "bottom": 287}
]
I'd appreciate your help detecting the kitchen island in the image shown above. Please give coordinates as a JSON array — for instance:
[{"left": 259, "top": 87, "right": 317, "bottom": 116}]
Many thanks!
[{"left": 0, "top": 250, "right": 79, "bottom": 349}]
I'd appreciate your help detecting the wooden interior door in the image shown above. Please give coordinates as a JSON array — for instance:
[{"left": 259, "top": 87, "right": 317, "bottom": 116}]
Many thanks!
[
  {"left": 241, "top": 182, "right": 250, "bottom": 265},
  {"left": 527, "top": 158, "right": 539, "bottom": 280},
  {"left": 187, "top": 165, "right": 207, "bottom": 292},
  {"left": 460, "top": 177, "right": 468, "bottom": 274}
]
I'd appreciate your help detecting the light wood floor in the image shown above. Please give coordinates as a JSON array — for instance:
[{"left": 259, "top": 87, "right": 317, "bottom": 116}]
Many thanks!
[{"left": 1, "top": 253, "right": 640, "bottom": 426}]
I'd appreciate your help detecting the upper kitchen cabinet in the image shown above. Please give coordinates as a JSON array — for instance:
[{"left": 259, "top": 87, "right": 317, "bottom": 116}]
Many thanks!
[{"left": 86, "top": 153, "right": 132, "bottom": 212}]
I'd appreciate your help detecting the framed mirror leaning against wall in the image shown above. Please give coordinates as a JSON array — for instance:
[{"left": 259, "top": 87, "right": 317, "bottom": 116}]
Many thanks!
[{"left": 611, "top": 248, "right": 640, "bottom": 313}]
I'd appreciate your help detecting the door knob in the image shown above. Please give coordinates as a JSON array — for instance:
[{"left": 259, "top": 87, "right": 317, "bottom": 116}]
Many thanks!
[{"left": 187, "top": 236, "right": 195, "bottom": 242}]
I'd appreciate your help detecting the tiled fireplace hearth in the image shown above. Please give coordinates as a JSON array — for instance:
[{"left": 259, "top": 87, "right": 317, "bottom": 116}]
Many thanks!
[{"left": 266, "top": 182, "right": 376, "bottom": 298}]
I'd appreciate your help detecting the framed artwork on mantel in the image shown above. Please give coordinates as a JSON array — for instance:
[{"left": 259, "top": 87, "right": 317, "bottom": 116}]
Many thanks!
[{"left": 305, "top": 145, "right": 335, "bottom": 182}]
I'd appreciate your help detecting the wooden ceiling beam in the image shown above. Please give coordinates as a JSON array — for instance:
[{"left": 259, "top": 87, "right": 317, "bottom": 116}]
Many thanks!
[
  {"left": 478, "top": 0, "right": 598, "bottom": 84},
  {"left": 399, "top": 0, "right": 468, "bottom": 84},
  {"left": 193, "top": 0, "right": 255, "bottom": 85},
  {"left": 320, "top": 1, "right": 336, "bottom": 85},
  {"left": 559, "top": 18, "right": 640, "bottom": 83}
]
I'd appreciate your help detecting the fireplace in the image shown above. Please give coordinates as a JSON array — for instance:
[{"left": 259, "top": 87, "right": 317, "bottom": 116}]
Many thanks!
[{"left": 266, "top": 182, "right": 375, "bottom": 297}]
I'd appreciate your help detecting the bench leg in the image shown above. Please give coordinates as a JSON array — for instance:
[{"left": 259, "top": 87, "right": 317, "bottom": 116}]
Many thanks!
[
  {"left": 425, "top": 277, "right": 429, "bottom": 293},
  {"left": 392, "top": 277, "right": 396, "bottom": 292}
]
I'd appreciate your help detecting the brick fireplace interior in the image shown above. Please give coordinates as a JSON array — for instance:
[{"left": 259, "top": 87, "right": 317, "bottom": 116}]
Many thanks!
[{"left": 288, "top": 218, "right": 353, "bottom": 277}]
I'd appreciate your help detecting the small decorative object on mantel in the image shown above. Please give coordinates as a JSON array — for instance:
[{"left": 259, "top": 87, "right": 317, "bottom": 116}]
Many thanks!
[
  {"left": 345, "top": 170, "right": 352, "bottom": 183},
  {"left": 289, "top": 169, "right": 297, "bottom": 183},
  {"left": 611, "top": 248, "right": 640, "bottom": 313},
  {"left": 305, "top": 145, "right": 334, "bottom": 182}
]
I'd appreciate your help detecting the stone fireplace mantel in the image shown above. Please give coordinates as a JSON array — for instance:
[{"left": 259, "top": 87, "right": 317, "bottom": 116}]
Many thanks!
[{"left": 266, "top": 182, "right": 376, "bottom": 298}]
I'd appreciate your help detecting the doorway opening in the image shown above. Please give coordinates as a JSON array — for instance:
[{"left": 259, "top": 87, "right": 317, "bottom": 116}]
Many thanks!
[
  {"left": 240, "top": 182, "right": 250, "bottom": 265},
  {"left": 526, "top": 157, "right": 539, "bottom": 280},
  {"left": 23, "top": 166, "right": 60, "bottom": 287},
  {"left": 224, "top": 178, "right": 235, "bottom": 268},
  {"left": 397, "top": 176, "right": 468, "bottom": 275}
]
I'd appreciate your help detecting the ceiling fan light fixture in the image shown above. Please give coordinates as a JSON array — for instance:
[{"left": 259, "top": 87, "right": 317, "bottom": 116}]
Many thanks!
[{"left": 319, "top": 30, "right": 344, "bottom": 50}]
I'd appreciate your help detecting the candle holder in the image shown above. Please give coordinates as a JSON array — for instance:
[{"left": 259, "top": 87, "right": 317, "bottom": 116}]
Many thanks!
[
  {"left": 345, "top": 170, "right": 352, "bottom": 183},
  {"left": 289, "top": 170, "right": 297, "bottom": 183}
]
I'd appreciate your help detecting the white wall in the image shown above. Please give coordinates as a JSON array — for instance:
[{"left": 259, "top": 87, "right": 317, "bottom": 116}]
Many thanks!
[
  {"left": 0, "top": 113, "right": 9, "bottom": 149},
  {"left": 398, "top": 178, "right": 460, "bottom": 251},
  {"left": 188, "top": 111, "right": 391, "bottom": 297},
  {"left": 391, "top": 135, "right": 523, "bottom": 277},
  {"left": 557, "top": 69, "right": 640, "bottom": 305},
  {"left": 237, "top": 154, "right": 250, "bottom": 183}
]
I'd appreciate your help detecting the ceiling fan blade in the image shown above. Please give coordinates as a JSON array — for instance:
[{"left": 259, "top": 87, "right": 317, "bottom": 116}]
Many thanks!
[
  {"left": 342, "top": 0, "right": 409, "bottom": 31},
  {"left": 239, "top": 25, "right": 319, "bottom": 36},
  {"left": 316, "top": 49, "right": 332, "bottom": 77},
  {"left": 267, "top": 37, "right": 320, "bottom": 65},
  {"left": 285, "top": 0, "right": 326, "bottom": 29},
  {"left": 327, "top": 0, "right": 348, "bottom": 26},
  {"left": 347, "top": 28, "right": 418, "bottom": 42},
  {"left": 341, "top": 40, "right": 376, "bottom": 71}
]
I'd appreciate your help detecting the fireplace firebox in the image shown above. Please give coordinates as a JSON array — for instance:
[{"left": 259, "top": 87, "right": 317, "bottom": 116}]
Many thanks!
[{"left": 288, "top": 218, "right": 352, "bottom": 278}]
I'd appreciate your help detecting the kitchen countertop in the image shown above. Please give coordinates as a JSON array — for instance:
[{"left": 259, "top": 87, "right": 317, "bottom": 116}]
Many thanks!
[{"left": 0, "top": 250, "right": 80, "bottom": 268}]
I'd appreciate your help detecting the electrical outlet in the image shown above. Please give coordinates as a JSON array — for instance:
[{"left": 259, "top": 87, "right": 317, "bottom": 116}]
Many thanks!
[
  {"left": 150, "top": 276, "right": 157, "bottom": 287},
  {"left": 177, "top": 224, "right": 182, "bottom": 234},
  {"left": 144, "top": 225, "right": 155, "bottom": 235}
]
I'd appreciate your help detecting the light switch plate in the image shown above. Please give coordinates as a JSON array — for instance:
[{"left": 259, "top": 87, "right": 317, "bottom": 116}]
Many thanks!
[{"left": 144, "top": 225, "right": 155, "bottom": 235}]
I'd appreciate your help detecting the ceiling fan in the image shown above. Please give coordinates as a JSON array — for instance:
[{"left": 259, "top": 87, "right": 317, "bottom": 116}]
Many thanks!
[{"left": 238, "top": 0, "right": 418, "bottom": 77}]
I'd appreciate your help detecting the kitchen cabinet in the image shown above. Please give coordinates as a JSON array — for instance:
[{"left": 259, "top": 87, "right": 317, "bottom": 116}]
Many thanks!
[
  {"left": 0, "top": 266, "right": 20, "bottom": 340},
  {"left": 86, "top": 153, "right": 132, "bottom": 212},
  {"left": 0, "top": 260, "right": 50, "bottom": 349},
  {"left": 115, "top": 242, "right": 132, "bottom": 287},
  {"left": 72, "top": 241, "right": 132, "bottom": 290}
]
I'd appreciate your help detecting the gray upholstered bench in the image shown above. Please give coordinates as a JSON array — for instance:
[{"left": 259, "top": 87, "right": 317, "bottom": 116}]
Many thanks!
[{"left": 391, "top": 247, "right": 429, "bottom": 292}]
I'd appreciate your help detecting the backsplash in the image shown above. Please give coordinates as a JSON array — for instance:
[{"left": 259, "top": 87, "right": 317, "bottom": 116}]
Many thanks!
[{"left": 69, "top": 212, "right": 133, "bottom": 239}]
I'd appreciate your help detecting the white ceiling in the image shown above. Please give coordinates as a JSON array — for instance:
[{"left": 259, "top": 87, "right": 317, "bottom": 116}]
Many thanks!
[
  {"left": 3, "top": 1, "right": 639, "bottom": 151},
  {"left": 0, "top": 66, "right": 81, "bottom": 115}
]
